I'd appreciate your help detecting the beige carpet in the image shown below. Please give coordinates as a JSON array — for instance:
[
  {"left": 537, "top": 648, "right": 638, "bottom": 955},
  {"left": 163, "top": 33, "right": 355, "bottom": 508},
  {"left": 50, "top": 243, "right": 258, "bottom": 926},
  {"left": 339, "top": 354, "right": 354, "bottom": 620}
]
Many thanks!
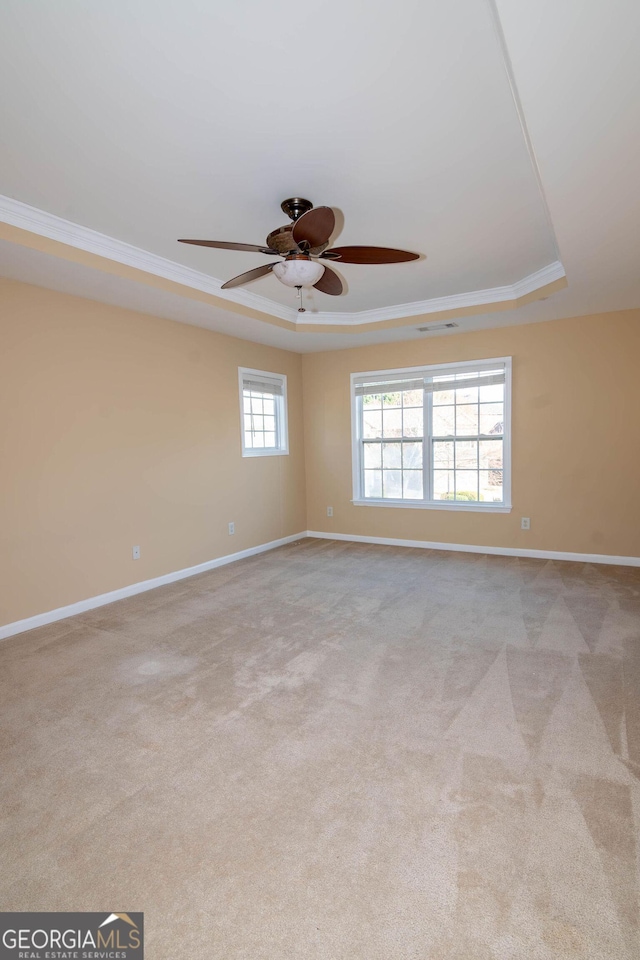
[{"left": 2, "top": 538, "right": 640, "bottom": 959}]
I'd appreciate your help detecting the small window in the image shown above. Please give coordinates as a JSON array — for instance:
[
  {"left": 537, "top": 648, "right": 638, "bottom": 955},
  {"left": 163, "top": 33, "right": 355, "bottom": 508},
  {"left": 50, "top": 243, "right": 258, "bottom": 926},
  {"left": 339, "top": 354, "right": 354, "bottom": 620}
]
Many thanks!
[
  {"left": 351, "top": 357, "right": 511, "bottom": 511},
  {"left": 239, "top": 368, "right": 288, "bottom": 457}
]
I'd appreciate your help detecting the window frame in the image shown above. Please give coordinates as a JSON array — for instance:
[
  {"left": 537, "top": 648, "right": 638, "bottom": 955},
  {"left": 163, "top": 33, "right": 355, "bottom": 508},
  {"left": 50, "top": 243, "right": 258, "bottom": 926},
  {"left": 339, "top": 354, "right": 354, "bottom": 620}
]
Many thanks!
[
  {"left": 350, "top": 357, "right": 512, "bottom": 512},
  {"left": 238, "top": 367, "right": 289, "bottom": 458}
]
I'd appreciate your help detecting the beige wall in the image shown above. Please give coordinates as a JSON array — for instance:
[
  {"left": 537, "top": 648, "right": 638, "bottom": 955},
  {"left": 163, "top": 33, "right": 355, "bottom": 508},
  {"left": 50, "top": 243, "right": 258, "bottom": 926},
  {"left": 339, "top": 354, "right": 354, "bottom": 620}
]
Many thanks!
[
  {"left": 2, "top": 282, "right": 639, "bottom": 630},
  {"left": 302, "top": 310, "right": 640, "bottom": 558},
  {"left": 0, "top": 280, "right": 306, "bottom": 626}
]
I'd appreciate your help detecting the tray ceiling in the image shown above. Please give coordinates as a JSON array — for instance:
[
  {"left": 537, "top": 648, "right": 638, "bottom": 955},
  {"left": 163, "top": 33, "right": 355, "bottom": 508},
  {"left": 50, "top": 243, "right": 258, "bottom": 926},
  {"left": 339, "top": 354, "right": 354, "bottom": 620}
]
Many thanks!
[{"left": 1, "top": 0, "right": 639, "bottom": 351}]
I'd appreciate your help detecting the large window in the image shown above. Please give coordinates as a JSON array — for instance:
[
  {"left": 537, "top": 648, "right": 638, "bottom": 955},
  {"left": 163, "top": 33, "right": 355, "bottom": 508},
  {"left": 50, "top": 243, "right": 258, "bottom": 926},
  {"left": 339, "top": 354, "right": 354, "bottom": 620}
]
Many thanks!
[
  {"left": 351, "top": 357, "right": 511, "bottom": 511},
  {"left": 238, "top": 368, "right": 288, "bottom": 457}
]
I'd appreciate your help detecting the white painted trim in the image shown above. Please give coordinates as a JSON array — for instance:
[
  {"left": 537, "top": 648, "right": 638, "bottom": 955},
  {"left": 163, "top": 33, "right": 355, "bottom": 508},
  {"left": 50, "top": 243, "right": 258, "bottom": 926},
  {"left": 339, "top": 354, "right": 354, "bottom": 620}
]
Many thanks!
[
  {"left": 307, "top": 531, "right": 640, "bottom": 567},
  {"left": 350, "top": 356, "right": 512, "bottom": 508},
  {"left": 0, "top": 532, "right": 306, "bottom": 641},
  {"left": 352, "top": 499, "right": 512, "bottom": 512},
  {"left": 3, "top": 528, "right": 638, "bottom": 640},
  {"left": 0, "top": 194, "right": 565, "bottom": 327},
  {"left": 0, "top": 193, "right": 295, "bottom": 324},
  {"left": 296, "top": 262, "right": 566, "bottom": 326},
  {"left": 238, "top": 366, "right": 289, "bottom": 457}
]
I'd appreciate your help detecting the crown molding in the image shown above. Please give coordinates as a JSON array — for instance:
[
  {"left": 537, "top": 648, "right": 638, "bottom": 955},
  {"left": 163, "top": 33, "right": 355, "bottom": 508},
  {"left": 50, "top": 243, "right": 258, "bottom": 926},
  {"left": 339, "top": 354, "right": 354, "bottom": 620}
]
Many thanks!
[
  {"left": 295, "top": 260, "right": 566, "bottom": 326},
  {"left": 0, "top": 194, "right": 565, "bottom": 329},
  {"left": 0, "top": 194, "right": 296, "bottom": 323}
]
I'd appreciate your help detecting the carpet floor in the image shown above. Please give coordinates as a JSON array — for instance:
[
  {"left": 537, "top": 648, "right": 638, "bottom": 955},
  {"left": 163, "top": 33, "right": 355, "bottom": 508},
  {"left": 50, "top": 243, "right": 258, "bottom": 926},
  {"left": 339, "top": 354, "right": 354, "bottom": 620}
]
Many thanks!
[{"left": 2, "top": 537, "right": 640, "bottom": 959}]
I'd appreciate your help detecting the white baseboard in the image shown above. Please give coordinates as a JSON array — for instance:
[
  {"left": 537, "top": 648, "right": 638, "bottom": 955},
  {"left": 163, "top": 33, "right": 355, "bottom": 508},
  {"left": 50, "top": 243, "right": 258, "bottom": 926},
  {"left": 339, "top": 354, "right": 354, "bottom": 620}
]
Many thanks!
[
  {"left": 4, "top": 528, "right": 638, "bottom": 641},
  {"left": 306, "top": 530, "right": 640, "bottom": 567},
  {"left": 0, "top": 532, "right": 307, "bottom": 641}
]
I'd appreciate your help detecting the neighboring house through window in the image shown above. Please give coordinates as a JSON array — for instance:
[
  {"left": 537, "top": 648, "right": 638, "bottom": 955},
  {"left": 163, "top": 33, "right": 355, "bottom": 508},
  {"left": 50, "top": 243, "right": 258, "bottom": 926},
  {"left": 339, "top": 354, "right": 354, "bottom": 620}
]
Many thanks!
[
  {"left": 351, "top": 357, "right": 511, "bottom": 511},
  {"left": 239, "top": 368, "right": 288, "bottom": 457}
]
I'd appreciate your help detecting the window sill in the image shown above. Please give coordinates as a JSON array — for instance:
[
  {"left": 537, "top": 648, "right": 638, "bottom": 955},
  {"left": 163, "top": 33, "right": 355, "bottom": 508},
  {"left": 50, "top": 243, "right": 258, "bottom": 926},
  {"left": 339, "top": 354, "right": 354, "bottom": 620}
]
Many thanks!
[
  {"left": 242, "top": 448, "right": 289, "bottom": 458},
  {"left": 352, "top": 498, "right": 512, "bottom": 513}
]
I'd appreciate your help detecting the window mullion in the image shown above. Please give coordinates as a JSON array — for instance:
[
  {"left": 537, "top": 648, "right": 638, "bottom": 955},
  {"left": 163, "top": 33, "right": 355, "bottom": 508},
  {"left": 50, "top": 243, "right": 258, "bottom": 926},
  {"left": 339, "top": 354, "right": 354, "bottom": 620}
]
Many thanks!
[
  {"left": 424, "top": 388, "right": 432, "bottom": 502},
  {"left": 357, "top": 396, "right": 363, "bottom": 499}
]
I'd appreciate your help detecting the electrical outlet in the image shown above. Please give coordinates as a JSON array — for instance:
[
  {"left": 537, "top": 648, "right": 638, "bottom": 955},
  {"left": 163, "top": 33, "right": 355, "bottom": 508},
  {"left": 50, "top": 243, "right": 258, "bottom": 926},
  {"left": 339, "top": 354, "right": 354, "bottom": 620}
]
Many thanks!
[
  {"left": 132, "top": 545, "right": 141, "bottom": 560},
  {"left": 228, "top": 522, "right": 235, "bottom": 535},
  {"left": 521, "top": 518, "right": 530, "bottom": 531},
  {"left": 326, "top": 506, "right": 333, "bottom": 517}
]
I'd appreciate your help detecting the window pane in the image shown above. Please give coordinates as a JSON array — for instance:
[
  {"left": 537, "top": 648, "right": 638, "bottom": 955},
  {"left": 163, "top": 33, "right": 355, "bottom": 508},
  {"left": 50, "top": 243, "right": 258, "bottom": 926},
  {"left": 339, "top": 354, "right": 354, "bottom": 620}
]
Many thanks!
[
  {"left": 240, "top": 371, "right": 287, "bottom": 458},
  {"left": 479, "top": 403, "right": 503, "bottom": 435},
  {"left": 433, "top": 388, "right": 454, "bottom": 405},
  {"left": 479, "top": 439, "right": 503, "bottom": 470},
  {"left": 479, "top": 383, "right": 504, "bottom": 403},
  {"left": 382, "top": 470, "right": 402, "bottom": 498},
  {"left": 433, "top": 470, "right": 454, "bottom": 499},
  {"left": 402, "top": 389, "right": 423, "bottom": 407},
  {"left": 456, "top": 404, "right": 478, "bottom": 435},
  {"left": 363, "top": 443, "right": 382, "bottom": 469},
  {"left": 455, "top": 385, "right": 478, "bottom": 404},
  {"left": 382, "top": 442, "right": 402, "bottom": 469},
  {"left": 364, "top": 470, "right": 382, "bottom": 498},
  {"left": 455, "top": 440, "right": 478, "bottom": 469},
  {"left": 433, "top": 405, "right": 455, "bottom": 437},
  {"left": 363, "top": 409, "right": 382, "bottom": 439},
  {"left": 480, "top": 470, "right": 503, "bottom": 502},
  {"left": 433, "top": 440, "right": 454, "bottom": 468},
  {"left": 403, "top": 470, "right": 423, "bottom": 499},
  {"left": 383, "top": 392, "right": 402, "bottom": 408},
  {"left": 363, "top": 394, "right": 382, "bottom": 409},
  {"left": 403, "top": 407, "right": 423, "bottom": 437},
  {"left": 402, "top": 441, "right": 423, "bottom": 469},
  {"left": 455, "top": 471, "right": 479, "bottom": 500},
  {"left": 382, "top": 409, "right": 402, "bottom": 437}
]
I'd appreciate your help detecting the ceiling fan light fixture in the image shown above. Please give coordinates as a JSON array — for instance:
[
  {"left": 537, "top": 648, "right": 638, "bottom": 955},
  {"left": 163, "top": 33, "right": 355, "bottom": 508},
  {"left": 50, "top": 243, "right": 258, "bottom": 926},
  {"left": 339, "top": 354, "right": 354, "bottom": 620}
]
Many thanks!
[{"left": 272, "top": 258, "right": 325, "bottom": 288}]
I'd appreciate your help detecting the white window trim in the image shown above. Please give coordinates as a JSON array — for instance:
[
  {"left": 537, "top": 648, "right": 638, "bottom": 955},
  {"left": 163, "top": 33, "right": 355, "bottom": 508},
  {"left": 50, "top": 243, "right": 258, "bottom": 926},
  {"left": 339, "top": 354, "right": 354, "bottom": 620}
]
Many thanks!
[
  {"left": 238, "top": 367, "right": 289, "bottom": 458},
  {"left": 350, "top": 356, "right": 512, "bottom": 512}
]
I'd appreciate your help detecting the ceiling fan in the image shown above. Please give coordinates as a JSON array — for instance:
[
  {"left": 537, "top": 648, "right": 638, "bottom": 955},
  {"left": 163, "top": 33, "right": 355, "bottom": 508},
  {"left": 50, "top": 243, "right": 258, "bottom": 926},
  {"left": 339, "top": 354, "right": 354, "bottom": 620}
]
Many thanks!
[{"left": 178, "top": 198, "right": 420, "bottom": 303}]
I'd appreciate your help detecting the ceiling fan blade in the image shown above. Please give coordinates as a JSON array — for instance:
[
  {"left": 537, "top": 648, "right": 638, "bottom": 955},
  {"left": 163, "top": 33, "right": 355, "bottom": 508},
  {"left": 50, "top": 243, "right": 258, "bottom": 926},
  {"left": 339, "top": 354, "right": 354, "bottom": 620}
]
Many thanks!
[
  {"left": 179, "top": 239, "right": 277, "bottom": 254},
  {"left": 323, "top": 245, "right": 420, "bottom": 264},
  {"left": 221, "top": 262, "right": 278, "bottom": 289},
  {"left": 292, "top": 206, "right": 335, "bottom": 250},
  {"left": 313, "top": 265, "right": 343, "bottom": 296}
]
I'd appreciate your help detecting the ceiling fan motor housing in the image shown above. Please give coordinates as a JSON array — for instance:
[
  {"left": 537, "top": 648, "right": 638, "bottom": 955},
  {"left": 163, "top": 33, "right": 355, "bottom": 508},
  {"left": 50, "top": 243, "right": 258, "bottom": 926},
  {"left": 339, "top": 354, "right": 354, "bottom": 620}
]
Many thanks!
[{"left": 266, "top": 225, "right": 299, "bottom": 255}]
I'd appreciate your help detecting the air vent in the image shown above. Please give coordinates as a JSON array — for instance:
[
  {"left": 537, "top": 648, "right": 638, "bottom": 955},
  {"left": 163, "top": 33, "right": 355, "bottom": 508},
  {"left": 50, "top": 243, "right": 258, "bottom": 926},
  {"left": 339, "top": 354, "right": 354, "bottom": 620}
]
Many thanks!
[{"left": 417, "top": 322, "right": 459, "bottom": 333}]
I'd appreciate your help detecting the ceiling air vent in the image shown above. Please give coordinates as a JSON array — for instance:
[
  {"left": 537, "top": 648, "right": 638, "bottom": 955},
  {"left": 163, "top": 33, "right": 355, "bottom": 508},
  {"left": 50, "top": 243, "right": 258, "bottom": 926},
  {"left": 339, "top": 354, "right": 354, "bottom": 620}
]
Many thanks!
[{"left": 417, "top": 322, "right": 458, "bottom": 333}]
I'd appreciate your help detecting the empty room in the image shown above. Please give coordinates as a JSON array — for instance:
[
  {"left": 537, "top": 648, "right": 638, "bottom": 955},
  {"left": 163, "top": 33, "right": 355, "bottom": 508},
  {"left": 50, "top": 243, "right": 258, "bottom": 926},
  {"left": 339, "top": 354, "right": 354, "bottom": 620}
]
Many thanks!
[{"left": 1, "top": 1, "right": 639, "bottom": 958}]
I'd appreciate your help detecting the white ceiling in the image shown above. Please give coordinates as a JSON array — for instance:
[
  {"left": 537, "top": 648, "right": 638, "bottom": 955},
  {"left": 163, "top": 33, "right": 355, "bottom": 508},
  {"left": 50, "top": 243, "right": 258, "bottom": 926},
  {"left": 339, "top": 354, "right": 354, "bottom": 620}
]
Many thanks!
[{"left": 0, "top": 0, "right": 639, "bottom": 352}]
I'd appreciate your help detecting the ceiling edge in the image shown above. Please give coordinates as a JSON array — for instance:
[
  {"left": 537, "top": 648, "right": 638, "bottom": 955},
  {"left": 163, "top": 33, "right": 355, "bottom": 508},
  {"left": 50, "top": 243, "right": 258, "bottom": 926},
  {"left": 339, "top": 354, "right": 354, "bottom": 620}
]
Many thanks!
[{"left": 0, "top": 194, "right": 565, "bottom": 330}]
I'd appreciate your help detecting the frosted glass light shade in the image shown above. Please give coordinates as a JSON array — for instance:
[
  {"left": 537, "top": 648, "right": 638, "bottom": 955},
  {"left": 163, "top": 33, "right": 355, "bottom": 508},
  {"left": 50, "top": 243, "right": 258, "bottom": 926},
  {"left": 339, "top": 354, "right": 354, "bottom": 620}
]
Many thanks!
[{"left": 272, "top": 258, "right": 325, "bottom": 288}]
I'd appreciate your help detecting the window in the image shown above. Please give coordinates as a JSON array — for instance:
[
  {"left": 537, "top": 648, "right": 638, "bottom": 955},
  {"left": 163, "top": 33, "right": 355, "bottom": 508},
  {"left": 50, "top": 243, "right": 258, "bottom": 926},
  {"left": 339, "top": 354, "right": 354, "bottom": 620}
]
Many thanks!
[
  {"left": 351, "top": 357, "right": 511, "bottom": 511},
  {"left": 239, "top": 368, "right": 288, "bottom": 457}
]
